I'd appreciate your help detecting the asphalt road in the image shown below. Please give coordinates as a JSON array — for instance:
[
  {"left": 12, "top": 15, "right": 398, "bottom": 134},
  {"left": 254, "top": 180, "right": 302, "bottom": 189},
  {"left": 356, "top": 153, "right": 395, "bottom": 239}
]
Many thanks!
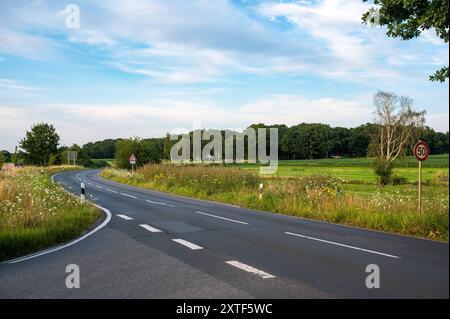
[{"left": 0, "top": 169, "right": 448, "bottom": 298}]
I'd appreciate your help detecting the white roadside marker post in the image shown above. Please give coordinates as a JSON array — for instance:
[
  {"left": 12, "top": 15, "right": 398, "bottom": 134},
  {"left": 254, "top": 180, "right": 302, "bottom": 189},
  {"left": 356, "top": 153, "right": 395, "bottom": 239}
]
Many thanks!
[
  {"left": 80, "top": 182, "right": 86, "bottom": 203},
  {"left": 259, "top": 183, "right": 264, "bottom": 200}
]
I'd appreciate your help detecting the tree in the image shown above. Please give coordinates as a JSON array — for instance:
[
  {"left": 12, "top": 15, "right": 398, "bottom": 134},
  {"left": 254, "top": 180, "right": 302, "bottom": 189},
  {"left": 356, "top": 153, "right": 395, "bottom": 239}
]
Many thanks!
[
  {"left": 362, "top": 0, "right": 449, "bottom": 82},
  {"left": 163, "top": 133, "right": 174, "bottom": 160},
  {"left": 371, "top": 91, "right": 426, "bottom": 184},
  {"left": 0, "top": 152, "right": 4, "bottom": 169},
  {"left": 115, "top": 137, "right": 162, "bottom": 169},
  {"left": 19, "top": 123, "right": 60, "bottom": 166},
  {"left": 0, "top": 150, "right": 11, "bottom": 163},
  {"left": 82, "top": 139, "right": 119, "bottom": 159}
]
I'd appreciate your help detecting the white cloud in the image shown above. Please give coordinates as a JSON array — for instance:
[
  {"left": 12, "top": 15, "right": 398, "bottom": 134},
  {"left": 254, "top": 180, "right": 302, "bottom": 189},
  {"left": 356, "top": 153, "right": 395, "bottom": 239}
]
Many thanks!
[
  {"left": 426, "top": 113, "right": 450, "bottom": 133},
  {"left": 0, "top": 29, "right": 54, "bottom": 60},
  {"left": 0, "top": 79, "right": 41, "bottom": 91},
  {"left": 420, "top": 29, "right": 446, "bottom": 46}
]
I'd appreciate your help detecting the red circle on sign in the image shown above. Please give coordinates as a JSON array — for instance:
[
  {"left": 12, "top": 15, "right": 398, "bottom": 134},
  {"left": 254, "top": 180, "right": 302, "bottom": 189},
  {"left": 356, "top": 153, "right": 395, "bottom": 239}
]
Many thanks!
[{"left": 414, "top": 141, "right": 429, "bottom": 161}]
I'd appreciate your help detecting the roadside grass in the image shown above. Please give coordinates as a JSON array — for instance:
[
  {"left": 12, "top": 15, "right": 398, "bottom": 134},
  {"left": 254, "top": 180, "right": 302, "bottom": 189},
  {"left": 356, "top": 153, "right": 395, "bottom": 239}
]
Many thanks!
[
  {"left": 101, "top": 164, "right": 449, "bottom": 241},
  {"left": 0, "top": 166, "right": 101, "bottom": 261}
]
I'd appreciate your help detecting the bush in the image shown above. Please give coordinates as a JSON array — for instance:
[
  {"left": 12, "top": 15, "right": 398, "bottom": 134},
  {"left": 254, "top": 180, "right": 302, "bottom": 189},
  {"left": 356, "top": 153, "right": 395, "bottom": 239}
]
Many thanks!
[
  {"left": 392, "top": 176, "right": 408, "bottom": 185},
  {"left": 374, "top": 158, "right": 393, "bottom": 185}
]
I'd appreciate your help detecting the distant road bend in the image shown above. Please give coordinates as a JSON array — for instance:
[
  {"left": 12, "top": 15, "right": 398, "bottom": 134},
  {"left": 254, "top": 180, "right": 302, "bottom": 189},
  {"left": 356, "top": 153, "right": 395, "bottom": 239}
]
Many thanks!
[{"left": 0, "top": 169, "right": 448, "bottom": 298}]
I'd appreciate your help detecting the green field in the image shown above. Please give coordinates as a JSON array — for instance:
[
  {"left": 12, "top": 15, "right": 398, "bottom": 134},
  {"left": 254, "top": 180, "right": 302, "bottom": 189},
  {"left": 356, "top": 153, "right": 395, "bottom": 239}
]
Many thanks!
[
  {"left": 234, "top": 155, "right": 449, "bottom": 184},
  {"left": 246, "top": 154, "right": 448, "bottom": 168}
]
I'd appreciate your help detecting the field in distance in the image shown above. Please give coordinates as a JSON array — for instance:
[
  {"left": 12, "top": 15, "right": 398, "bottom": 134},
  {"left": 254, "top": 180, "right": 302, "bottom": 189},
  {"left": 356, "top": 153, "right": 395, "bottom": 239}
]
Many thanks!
[{"left": 234, "top": 154, "right": 449, "bottom": 184}]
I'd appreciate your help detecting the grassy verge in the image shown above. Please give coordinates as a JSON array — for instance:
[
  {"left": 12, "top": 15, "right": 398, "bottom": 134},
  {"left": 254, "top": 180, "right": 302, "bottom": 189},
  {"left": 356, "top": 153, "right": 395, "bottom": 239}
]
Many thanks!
[
  {"left": 0, "top": 166, "right": 101, "bottom": 261},
  {"left": 101, "top": 165, "right": 449, "bottom": 241}
]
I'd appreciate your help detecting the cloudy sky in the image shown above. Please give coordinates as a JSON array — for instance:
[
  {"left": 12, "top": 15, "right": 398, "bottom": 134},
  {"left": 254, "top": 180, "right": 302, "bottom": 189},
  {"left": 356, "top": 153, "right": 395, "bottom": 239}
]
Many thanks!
[{"left": 0, "top": 0, "right": 448, "bottom": 151}]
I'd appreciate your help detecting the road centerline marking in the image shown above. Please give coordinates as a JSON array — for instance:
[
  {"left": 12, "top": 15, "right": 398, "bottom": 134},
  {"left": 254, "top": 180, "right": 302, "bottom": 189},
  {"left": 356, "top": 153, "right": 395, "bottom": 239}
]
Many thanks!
[
  {"left": 146, "top": 199, "right": 176, "bottom": 207},
  {"left": 120, "top": 193, "right": 138, "bottom": 199},
  {"left": 226, "top": 260, "right": 275, "bottom": 279},
  {"left": 139, "top": 224, "right": 162, "bottom": 233},
  {"left": 116, "top": 214, "right": 133, "bottom": 220},
  {"left": 194, "top": 211, "right": 249, "bottom": 225},
  {"left": 284, "top": 232, "right": 400, "bottom": 259},
  {"left": 172, "top": 239, "right": 203, "bottom": 250},
  {"left": 106, "top": 188, "right": 118, "bottom": 193}
]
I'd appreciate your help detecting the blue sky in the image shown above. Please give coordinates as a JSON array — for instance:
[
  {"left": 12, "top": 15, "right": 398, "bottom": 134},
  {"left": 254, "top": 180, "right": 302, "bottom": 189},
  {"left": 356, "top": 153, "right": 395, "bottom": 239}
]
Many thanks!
[{"left": 0, "top": 0, "right": 448, "bottom": 151}]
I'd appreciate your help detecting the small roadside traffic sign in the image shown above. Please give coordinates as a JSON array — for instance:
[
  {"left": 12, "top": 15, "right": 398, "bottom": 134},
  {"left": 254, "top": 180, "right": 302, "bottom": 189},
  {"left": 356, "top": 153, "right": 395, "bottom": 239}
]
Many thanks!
[
  {"left": 414, "top": 140, "right": 429, "bottom": 161},
  {"left": 129, "top": 154, "right": 137, "bottom": 165},
  {"left": 414, "top": 140, "right": 429, "bottom": 214},
  {"left": 129, "top": 154, "right": 137, "bottom": 173}
]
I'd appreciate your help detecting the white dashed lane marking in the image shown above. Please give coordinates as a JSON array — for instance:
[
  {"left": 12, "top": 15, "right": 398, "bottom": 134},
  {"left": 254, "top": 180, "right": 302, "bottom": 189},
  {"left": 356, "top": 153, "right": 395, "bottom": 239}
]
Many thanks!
[
  {"left": 285, "top": 232, "right": 400, "bottom": 259},
  {"left": 146, "top": 199, "right": 175, "bottom": 207},
  {"left": 120, "top": 193, "right": 138, "bottom": 199},
  {"left": 116, "top": 214, "right": 133, "bottom": 220},
  {"left": 226, "top": 260, "right": 275, "bottom": 279},
  {"left": 139, "top": 224, "right": 162, "bottom": 233},
  {"left": 194, "top": 211, "right": 248, "bottom": 225},
  {"left": 106, "top": 188, "right": 118, "bottom": 193},
  {"left": 172, "top": 239, "right": 203, "bottom": 250}
]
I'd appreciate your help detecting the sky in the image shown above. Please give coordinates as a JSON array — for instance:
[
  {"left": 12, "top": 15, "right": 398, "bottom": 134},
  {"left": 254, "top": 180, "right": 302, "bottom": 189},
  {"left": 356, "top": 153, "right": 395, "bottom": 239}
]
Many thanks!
[{"left": 0, "top": 0, "right": 448, "bottom": 152}]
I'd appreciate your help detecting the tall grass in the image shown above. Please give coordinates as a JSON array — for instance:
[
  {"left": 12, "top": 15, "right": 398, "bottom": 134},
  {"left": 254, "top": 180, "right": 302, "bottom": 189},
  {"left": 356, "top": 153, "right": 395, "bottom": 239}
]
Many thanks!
[
  {"left": 102, "top": 165, "right": 449, "bottom": 241},
  {"left": 0, "top": 167, "right": 100, "bottom": 261}
]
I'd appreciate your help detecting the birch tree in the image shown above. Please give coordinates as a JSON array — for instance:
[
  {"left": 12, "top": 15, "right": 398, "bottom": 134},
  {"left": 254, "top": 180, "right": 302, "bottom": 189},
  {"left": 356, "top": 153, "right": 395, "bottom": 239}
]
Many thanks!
[{"left": 372, "top": 91, "right": 426, "bottom": 184}]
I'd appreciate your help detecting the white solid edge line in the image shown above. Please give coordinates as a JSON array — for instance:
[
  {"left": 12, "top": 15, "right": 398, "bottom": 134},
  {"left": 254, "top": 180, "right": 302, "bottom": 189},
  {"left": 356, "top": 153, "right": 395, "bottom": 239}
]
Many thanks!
[
  {"left": 139, "top": 224, "right": 162, "bottom": 233},
  {"left": 116, "top": 214, "right": 133, "bottom": 220},
  {"left": 194, "top": 211, "right": 248, "bottom": 225},
  {"left": 120, "top": 193, "right": 137, "bottom": 199},
  {"left": 5, "top": 172, "right": 112, "bottom": 264},
  {"left": 226, "top": 260, "right": 275, "bottom": 279},
  {"left": 284, "top": 232, "right": 400, "bottom": 259},
  {"left": 172, "top": 239, "right": 203, "bottom": 250}
]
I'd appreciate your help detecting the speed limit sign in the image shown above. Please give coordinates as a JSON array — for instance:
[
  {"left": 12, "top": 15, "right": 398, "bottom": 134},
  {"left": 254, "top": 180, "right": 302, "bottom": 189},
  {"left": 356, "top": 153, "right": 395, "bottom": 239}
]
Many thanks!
[
  {"left": 414, "top": 140, "right": 429, "bottom": 161},
  {"left": 414, "top": 140, "right": 429, "bottom": 214}
]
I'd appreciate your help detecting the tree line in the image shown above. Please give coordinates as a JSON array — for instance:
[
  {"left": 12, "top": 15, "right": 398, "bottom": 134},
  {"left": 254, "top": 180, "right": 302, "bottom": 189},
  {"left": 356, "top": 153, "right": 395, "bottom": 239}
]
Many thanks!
[{"left": 1, "top": 121, "right": 448, "bottom": 169}]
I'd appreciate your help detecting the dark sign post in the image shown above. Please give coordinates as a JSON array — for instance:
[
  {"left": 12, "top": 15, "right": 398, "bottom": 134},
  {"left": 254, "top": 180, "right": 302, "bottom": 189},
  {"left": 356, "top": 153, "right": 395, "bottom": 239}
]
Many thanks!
[
  {"left": 414, "top": 140, "right": 429, "bottom": 213},
  {"left": 129, "top": 154, "right": 137, "bottom": 173}
]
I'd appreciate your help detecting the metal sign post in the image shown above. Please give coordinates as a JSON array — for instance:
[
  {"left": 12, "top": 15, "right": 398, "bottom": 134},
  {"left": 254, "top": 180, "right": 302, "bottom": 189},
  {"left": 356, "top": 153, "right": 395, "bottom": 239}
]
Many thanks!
[
  {"left": 68, "top": 151, "right": 78, "bottom": 166},
  {"left": 413, "top": 140, "right": 429, "bottom": 214}
]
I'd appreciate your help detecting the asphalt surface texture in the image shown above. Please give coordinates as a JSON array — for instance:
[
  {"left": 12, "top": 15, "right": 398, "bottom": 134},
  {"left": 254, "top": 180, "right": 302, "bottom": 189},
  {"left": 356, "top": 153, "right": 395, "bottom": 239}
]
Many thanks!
[{"left": 0, "top": 169, "right": 448, "bottom": 298}]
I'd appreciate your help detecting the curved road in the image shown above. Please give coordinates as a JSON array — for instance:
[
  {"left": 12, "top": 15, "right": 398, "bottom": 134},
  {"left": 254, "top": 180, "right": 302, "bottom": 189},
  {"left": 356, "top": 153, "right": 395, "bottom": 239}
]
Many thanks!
[{"left": 0, "top": 169, "right": 448, "bottom": 298}]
